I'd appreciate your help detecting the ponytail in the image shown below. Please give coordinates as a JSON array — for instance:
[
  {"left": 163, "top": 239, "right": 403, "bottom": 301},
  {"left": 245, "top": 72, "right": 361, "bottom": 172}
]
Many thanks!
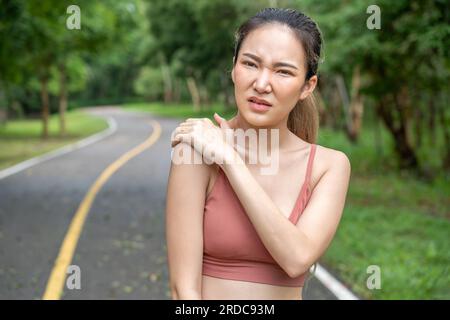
[{"left": 287, "top": 93, "right": 319, "bottom": 144}]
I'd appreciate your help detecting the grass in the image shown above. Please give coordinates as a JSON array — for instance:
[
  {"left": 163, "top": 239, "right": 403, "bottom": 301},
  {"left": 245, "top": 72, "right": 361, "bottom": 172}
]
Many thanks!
[
  {"left": 313, "top": 126, "right": 448, "bottom": 300},
  {"left": 0, "top": 111, "right": 108, "bottom": 170},
  {"left": 322, "top": 172, "right": 450, "bottom": 299},
  {"left": 124, "top": 102, "right": 238, "bottom": 120},
  {"left": 124, "top": 101, "right": 450, "bottom": 300}
]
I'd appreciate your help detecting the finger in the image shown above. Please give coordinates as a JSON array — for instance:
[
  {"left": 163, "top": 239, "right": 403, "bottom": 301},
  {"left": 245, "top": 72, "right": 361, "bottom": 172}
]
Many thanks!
[
  {"left": 171, "top": 123, "right": 194, "bottom": 148},
  {"left": 171, "top": 139, "right": 189, "bottom": 148},
  {"left": 185, "top": 118, "right": 202, "bottom": 123},
  {"left": 214, "top": 113, "right": 231, "bottom": 129},
  {"left": 171, "top": 137, "right": 189, "bottom": 148},
  {"left": 174, "top": 126, "right": 193, "bottom": 135},
  {"left": 187, "top": 117, "right": 209, "bottom": 122},
  {"left": 171, "top": 139, "right": 180, "bottom": 148},
  {"left": 178, "top": 122, "right": 194, "bottom": 129},
  {"left": 172, "top": 132, "right": 191, "bottom": 144}
]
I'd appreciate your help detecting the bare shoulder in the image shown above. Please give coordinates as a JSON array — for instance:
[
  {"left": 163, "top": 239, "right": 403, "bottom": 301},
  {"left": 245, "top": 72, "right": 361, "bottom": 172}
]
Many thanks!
[
  {"left": 311, "top": 144, "right": 351, "bottom": 188},
  {"left": 314, "top": 144, "right": 351, "bottom": 170},
  {"left": 169, "top": 143, "right": 217, "bottom": 196}
]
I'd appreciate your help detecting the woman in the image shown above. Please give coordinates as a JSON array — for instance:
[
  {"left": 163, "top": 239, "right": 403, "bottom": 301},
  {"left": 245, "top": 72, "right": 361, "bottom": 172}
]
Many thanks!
[{"left": 165, "top": 8, "right": 351, "bottom": 300}]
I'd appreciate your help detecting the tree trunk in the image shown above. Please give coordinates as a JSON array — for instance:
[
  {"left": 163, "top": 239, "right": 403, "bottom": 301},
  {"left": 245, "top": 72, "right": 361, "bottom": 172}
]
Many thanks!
[
  {"left": 428, "top": 95, "right": 437, "bottom": 146},
  {"left": 437, "top": 96, "right": 450, "bottom": 171},
  {"left": 347, "top": 66, "right": 364, "bottom": 142},
  {"left": 335, "top": 74, "right": 349, "bottom": 129},
  {"left": 40, "top": 77, "right": 50, "bottom": 139},
  {"left": 329, "top": 85, "right": 341, "bottom": 130},
  {"left": 186, "top": 77, "right": 201, "bottom": 112},
  {"left": 376, "top": 94, "right": 419, "bottom": 170},
  {"left": 394, "top": 86, "right": 415, "bottom": 150},
  {"left": 58, "top": 63, "right": 67, "bottom": 137},
  {"left": 199, "top": 84, "right": 210, "bottom": 108},
  {"left": 414, "top": 102, "right": 423, "bottom": 149},
  {"left": 336, "top": 68, "right": 364, "bottom": 143},
  {"left": 161, "top": 63, "right": 173, "bottom": 104},
  {"left": 173, "top": 78, "right": 181, "bottom": 103},
  {"left": 158, "top": 52, "right": 173, "bottom": 104}
]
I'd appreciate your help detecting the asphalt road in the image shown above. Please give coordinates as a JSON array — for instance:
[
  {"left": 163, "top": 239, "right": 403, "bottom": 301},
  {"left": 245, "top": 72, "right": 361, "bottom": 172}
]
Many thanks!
[{"left": 0, "top": 107, "right": 337, "bottom": 300}]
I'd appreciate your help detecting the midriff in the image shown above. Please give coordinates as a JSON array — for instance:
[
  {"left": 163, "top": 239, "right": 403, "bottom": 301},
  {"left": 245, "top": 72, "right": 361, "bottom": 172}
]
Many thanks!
[{"left": 201, "top": 275, "right": 302, "bottom": 300}]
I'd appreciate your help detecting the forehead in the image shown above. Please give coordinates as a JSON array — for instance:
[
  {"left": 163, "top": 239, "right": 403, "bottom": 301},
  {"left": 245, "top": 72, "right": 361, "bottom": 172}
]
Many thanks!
[{"left": 239, "top": 23, "right": 305, "bottom": 66}]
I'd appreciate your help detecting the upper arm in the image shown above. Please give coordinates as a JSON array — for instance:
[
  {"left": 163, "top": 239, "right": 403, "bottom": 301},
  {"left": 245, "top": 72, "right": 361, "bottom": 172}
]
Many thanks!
[
  {"left": 296, "top": 150, "right": 351, "bottom": 266},
  {"left": 165, "top": 143, "right": 210, "bottom": 298}
]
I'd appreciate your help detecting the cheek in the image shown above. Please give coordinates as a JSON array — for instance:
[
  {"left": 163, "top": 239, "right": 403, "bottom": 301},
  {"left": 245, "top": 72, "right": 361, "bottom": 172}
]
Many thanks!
[
  {"left": 274, "top": 80, "right": 303, "bottom": 102},
  {"left": 233, "top": 66, "right": 253, "bottom": 88}
]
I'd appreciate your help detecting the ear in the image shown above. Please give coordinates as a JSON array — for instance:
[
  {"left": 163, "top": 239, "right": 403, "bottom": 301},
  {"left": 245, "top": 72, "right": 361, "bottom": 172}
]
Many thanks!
[
  {"left": 299, "top": 75, "right": 318, "bottom": 100},
  {"left": 230, "top": 56, "right": 237, "bottom": 83},
  {"left": 231, "top": 67, "right": 235, "bottom": 84}
]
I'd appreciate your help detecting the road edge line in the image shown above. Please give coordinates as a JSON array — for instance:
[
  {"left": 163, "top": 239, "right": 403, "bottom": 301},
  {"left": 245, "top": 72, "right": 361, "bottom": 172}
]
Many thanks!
[
  {"left": 42, "top": 120, "right": 162, "bottom": 300},
  {"left": 315, "top": 263, "right": 360, "bottom": 300}
]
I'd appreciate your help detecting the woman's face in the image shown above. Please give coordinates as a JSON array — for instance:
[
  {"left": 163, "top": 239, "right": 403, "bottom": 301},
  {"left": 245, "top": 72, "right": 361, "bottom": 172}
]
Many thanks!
[{"left": 231, "top": 23, "right": 317, "bottom": 127}]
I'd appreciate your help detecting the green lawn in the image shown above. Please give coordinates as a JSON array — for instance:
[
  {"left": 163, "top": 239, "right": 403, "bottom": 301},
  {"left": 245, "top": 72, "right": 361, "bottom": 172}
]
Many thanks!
[
  {"left": 0, "top": 111, "right": 108, "bottom": 170},
  {"left": 322, "top": 172, "right": 449, "bottom": 299},
  {"left": 318, "top": 119, "right": 450, "bottom": 299},
  {"left": 124, "top": 101, "right": 450, "bottom": 300},
  {"left": 125, "top": 102, "right": 238, "bottom": 120}
]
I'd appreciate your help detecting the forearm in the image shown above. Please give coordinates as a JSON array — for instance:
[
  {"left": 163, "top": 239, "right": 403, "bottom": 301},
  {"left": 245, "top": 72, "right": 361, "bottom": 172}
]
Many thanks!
[{"left": 221, "top": 157, "right": 313, "bottom": 277}]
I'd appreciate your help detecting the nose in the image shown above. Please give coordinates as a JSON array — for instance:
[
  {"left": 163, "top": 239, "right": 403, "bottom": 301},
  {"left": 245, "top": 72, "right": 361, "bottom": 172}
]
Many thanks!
[{"left": 253, "top": 68, "right": 272, "bottom": 94}]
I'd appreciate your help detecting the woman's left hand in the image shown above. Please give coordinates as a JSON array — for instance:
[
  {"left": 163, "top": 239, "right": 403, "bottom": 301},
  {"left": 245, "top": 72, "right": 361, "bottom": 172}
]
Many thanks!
[{"left": 171, "top": 113, "right": 239, "bottom": 165}]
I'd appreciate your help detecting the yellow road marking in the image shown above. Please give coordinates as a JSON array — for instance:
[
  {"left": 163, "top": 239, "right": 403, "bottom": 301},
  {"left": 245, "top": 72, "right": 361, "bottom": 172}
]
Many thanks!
[{"left": 43, "top": 120, "right": 162, "bottom": 300}]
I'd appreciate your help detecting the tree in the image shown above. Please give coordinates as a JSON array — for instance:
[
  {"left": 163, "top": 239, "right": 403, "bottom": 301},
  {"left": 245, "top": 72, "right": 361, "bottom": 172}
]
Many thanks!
[
  {"left": 1, "top": 0, "right": 138, "bottom": 137},
  {"left": 298, "top": 0, "right": 449, "bottom": 171},
  {"left": 144, "top": 0, "right": 264, "bottom": 109}
]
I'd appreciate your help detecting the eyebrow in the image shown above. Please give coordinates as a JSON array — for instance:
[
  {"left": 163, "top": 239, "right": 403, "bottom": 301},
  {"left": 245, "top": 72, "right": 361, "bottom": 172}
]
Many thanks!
[{"left": 242, "top": 52, "right": 299, "bottom": 70}]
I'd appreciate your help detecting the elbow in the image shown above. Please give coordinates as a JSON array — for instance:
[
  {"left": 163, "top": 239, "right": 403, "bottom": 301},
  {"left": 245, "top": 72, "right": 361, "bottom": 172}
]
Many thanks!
[
  {"left": 286, "top": 266, "right": 308, "bottom": 279},
  {"left": 170, "top": 285, "right": 202, "bottom": 300},
  {"left": 170, "top": 287, "right": 178, "bottom": 300},
  {"left": 286, "top": 255, "right": 314, "bottom": 279}
]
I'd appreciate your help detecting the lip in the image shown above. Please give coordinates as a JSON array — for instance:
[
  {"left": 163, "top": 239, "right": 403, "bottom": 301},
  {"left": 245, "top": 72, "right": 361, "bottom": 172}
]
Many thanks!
[
  {"left": 248, "top": 100, "right": 272, "bottom": 112},
  {"left": 248, "top": 96, "right": 272, "bottom": 106},
  {"left": 247, "top": 96, "right": 272, "bottom": 112}
]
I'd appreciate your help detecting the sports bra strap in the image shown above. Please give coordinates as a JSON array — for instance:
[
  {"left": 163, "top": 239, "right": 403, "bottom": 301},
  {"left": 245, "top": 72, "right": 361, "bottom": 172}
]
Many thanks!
[{"left": 304, "top": 144, "right": 316, "bottom": 186}]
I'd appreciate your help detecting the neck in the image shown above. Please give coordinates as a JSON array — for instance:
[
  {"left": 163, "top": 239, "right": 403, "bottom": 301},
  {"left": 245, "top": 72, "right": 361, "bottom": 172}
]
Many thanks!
[{"left": 229, "top": 112, "right": 294, "bottom": 155}]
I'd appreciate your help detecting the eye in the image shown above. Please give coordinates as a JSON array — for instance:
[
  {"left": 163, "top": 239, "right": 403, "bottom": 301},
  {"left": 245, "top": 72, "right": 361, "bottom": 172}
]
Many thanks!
[
  {"left": 277, "top": 69, "right": 293, "bottom": 76},
  {"left": 242, "top": 60, "right": 257, "bottom": 68}
]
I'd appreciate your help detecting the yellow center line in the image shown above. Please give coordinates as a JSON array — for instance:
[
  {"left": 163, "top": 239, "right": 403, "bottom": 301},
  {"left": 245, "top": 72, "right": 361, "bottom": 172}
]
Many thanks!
[{"left": 42, "top": 119, "right": 162, "bottom": 300}]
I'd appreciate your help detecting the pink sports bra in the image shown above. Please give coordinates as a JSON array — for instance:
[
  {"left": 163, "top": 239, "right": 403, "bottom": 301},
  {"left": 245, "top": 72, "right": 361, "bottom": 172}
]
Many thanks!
[{"left": 202, "top": 143, "right": 317, "bottom": 287}]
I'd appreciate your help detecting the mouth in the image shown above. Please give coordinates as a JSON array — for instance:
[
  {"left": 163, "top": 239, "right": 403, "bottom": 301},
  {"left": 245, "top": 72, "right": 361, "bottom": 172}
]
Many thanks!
[
  {"left": 247, "top": 97, "right": 272, "bottom": 107},
  {"left": 247, "top": 97, "right": 273, "bottom": 112}
]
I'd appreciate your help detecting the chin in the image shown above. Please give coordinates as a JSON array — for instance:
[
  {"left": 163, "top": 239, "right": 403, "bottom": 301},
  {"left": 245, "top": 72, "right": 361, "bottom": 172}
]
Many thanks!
[{"left": 239, "top": 108, "right": 275, "bottom": 128}]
